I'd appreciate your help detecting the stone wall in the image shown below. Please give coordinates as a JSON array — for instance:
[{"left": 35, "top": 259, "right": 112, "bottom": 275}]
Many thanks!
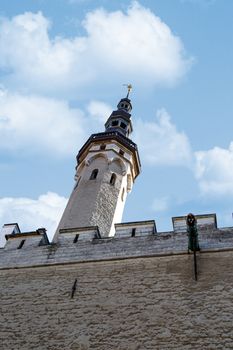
[
  {"left": 1, "top": 217, "right": 233, "bottom": 349},
  {"left": 1, "top": 220, "right": 233, "bottom": 269},
  {"left": 1, "top": 252, "right": 233, "bottom": 350}
]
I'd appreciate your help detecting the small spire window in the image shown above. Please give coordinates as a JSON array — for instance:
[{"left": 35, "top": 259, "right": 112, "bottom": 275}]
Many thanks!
[
  {"left": 112, "top": 120, "right": 119, "bottom": 126},
  {"left": 90, "top": 169, "right": 98, "bottom": 180},
  {"left": 120, "top": 103, "right": 128, "bottom": 109},
  {"left": 120, "top": 122, "right": 127, "bottom": 129},
  {"left": 110, "top": 173, "right": 116, "bottom": 186}
]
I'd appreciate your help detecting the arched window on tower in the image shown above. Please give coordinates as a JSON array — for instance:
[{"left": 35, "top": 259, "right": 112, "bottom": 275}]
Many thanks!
[
  {"left": 110, "top": 173, "right": 116, "bottom": 186},
  {"left": 90, "top": 169, "right": 98, "bottom": 180}
]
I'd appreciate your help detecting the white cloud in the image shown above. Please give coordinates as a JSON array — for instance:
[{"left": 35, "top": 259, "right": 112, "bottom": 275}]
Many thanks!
[
  {"left": 195, "top": 142, "right": 233, "bottom": 196},
  {"left": 86, "top": 100, "right": 112, "bottom": 124},
  {"left": 0, "top": 192, "right": 67, "bottom": 247},
  {"left": 0, "top": 88, "right": 194, "bottom": 166},
  {"left": 0, "top": 89, "right": 114, "bottom": 156},
  {"left": 0, "top": 3, "right": 192, "bottom": 95},
  {"left": 134, "top": 108, "right": 192, "bottom": 166},
  {"left": 82, "top": 2, "right": 192, "bottom": 85},
  {"left": 0, "top": 89, "right": 87, "bottom": 155}
]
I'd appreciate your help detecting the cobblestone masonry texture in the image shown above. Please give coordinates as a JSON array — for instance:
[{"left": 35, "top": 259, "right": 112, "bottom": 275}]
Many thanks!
[{"left": 1, "top": 251, "right": 233, "bottom": 350}]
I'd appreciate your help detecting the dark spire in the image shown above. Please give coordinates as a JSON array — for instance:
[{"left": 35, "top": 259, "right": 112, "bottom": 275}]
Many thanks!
[
  {"left": 117, "top": 96, "right": 132, "bottom": 114},
  {"left": 105, "top": 87, "right": 133, "bottom": 137}
]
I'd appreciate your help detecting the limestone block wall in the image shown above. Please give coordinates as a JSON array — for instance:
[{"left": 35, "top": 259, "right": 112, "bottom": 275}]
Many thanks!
[
  {"left": 1, "top": 252, "right": 233, "bottom": 350},
  {"left": 1, "top": 218, "right": 233, "bottom": 269},
  {"left": 115, "top": 220, "right": 156, "bottom": 237},
  {"left": 4, "top": 234, "right": 42, "bottom": 251},
  {"left": 1, "top": 216, "right": 233, "bottom": 349}
]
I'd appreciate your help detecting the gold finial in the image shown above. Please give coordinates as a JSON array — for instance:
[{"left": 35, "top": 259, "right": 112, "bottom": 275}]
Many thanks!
[{"left": 123, "top": 83, "right": 132, "bottom": 98}]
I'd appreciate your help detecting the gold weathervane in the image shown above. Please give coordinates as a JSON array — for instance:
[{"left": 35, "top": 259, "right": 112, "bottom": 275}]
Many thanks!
[{"left": 123, "top": 84, "right": 132, "bottom": 98}]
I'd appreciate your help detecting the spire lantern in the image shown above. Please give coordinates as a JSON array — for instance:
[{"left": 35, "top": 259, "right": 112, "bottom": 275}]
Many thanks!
[
  {"left": 117, "top": 98, "right": 132, "bottom": 113},
  {"left": 105, "top": 86, "right": 134, "bottom": 137}
]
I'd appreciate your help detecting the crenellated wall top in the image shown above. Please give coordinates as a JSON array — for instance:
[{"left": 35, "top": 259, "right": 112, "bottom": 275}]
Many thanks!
[{"left": 0, "top": 213, "right": 233, "bottom": 270}]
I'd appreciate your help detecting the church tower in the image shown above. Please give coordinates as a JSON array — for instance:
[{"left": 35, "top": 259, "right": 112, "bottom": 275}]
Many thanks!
[{"left": 56, "top": 89, "right": 141, "bottom": 237}]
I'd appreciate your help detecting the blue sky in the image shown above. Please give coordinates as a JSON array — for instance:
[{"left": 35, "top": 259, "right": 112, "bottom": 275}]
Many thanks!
[{"left": 0, "top": 0, "right": 233, "bottom": 244}]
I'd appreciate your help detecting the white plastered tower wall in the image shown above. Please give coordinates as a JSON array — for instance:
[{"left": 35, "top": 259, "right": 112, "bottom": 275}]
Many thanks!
[
  {"left": 106, "top": 145, "right": 134, "bottom": 236},
  {"left": 54, "top": 95, "right": 140, "bottom": 238}
]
